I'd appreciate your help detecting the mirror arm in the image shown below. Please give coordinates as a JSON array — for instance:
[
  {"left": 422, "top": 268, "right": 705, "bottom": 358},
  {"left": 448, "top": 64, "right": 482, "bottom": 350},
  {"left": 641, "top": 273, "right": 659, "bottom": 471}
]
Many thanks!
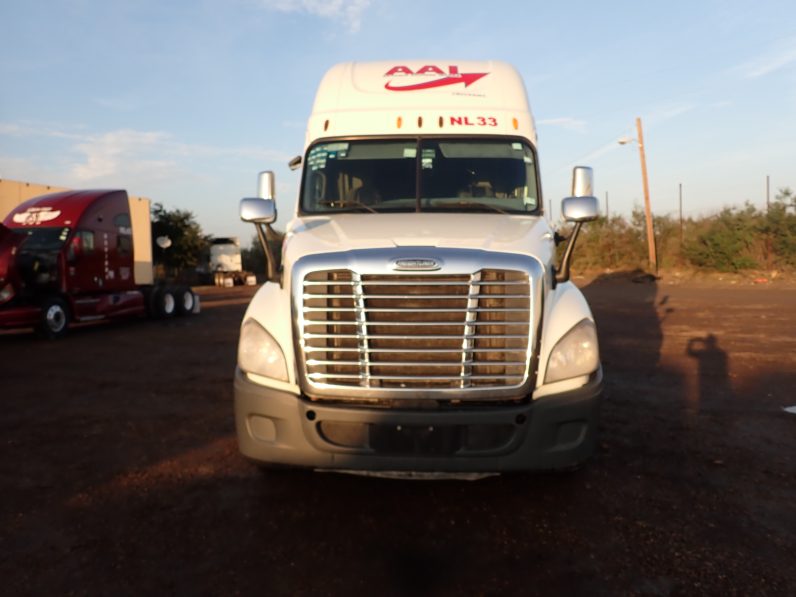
[
  {"left": 555, "top": 221, "right": 583, "bottom": 285},
  {"left": 255, "top": 222, "right": 282, "bottom": 287}
]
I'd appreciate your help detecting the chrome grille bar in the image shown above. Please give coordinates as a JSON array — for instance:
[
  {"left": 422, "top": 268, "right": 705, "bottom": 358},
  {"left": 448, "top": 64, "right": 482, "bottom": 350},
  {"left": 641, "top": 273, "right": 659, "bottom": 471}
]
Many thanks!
[
  {"left": 304, "top": 346, "right": 524, "bottom": 353},
  {"left": 307, "top": 360, "right": 528, "bottom": 367},
  {"left": 304, "top": 333, "right": 529, "bottom": 340},
  {"left": 304, "top": 320, "right": 524, "bottom": 327},
  {"left": 305, "top": 293, "right": 525, "bottom": 300},
  {"left": 303, "top": 307, "right": 529, "bottom": 313},
  {"left": 303, "top": 280, "right": 528, "bottom": 287},
  {"left": 308, "top": 373, "right": 525, "bottom": 381}
]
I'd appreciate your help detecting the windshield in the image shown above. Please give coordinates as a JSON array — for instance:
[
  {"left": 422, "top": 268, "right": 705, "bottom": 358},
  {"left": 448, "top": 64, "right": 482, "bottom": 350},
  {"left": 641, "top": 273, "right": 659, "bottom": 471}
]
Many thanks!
[
  {"left": 10, "top": 227, "right": 70, "bottom": 252},
  {"left": 300, "top": 138, "right": 539, "bottom": 214}
]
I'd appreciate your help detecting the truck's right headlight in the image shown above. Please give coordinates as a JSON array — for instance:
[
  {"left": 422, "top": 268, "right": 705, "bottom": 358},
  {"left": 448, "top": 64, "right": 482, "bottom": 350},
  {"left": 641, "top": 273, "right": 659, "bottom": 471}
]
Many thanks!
[
  {"left": 544, "top": 319, "right": 599, "bottom": 384},
  {"left": 238, "top": 319, "right": 288, "bottom": 382}
]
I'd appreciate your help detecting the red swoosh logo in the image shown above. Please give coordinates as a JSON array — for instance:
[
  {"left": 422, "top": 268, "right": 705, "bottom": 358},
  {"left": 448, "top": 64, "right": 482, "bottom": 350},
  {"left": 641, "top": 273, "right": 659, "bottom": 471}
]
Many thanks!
[{"left": 385, "top": 72, "right": 488, "bottom": 92}]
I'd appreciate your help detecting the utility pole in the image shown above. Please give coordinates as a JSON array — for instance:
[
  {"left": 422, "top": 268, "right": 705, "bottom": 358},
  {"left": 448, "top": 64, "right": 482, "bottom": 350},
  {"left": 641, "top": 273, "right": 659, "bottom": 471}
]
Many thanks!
[
  {"left": 605, "top": 191, "right": 609, "bottom": 220},
  {"left": 679, "top": 183, "right": 683, "bottom": 246},
  {"left": 548, "top": 199, "right": 553, "bottom": 223},
  {"left": 766, "top": 175, "right": 770, "bottom": 212},
  {"left": 765, "top": 175, "right": 772, "bottom": 267},
  {"left": 636, "top": 117, "right": 657, "bottom": 274}
]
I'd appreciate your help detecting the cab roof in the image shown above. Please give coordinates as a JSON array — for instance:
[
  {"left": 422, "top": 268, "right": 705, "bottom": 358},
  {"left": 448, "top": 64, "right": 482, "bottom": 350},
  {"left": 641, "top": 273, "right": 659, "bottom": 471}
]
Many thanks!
[
  {"left": 2, "top": 189, "right": 127, "bottom": 229},
  {"left": 306, "top": 60, "right": 537, "bottom": 148}
]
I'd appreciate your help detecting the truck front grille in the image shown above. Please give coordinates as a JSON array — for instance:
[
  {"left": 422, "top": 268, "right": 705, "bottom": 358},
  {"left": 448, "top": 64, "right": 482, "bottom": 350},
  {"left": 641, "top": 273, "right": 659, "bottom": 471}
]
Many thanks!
[{"left": 300, "top": 269, "right": 532, "bottom": 390}]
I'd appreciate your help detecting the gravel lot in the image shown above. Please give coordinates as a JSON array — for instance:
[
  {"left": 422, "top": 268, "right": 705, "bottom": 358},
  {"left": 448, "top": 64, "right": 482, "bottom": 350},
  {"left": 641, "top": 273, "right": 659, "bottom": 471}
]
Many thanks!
[{"left": 1, "top": 276, "right": 794, "bottom": 595}]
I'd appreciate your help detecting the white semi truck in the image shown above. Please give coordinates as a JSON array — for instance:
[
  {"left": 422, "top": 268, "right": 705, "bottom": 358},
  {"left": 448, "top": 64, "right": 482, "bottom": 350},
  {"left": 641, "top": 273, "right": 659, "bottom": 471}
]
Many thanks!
[
  {"left": 207, "top": 237, "right": 256, "bottom": 287},
  {"left": 234, "top": 61, "right": 602, "bottom": 473}
]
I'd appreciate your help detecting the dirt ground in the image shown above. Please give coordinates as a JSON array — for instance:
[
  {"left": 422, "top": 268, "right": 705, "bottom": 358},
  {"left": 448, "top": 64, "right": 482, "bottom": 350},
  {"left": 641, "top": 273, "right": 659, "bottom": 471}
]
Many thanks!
[{"left": 1, "top": 276, "right": 794, "bottom": 596}]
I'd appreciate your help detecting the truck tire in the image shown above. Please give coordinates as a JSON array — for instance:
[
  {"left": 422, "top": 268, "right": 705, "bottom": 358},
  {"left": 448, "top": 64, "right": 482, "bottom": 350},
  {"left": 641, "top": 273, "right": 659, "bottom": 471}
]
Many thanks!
[
  {"left": 36, "top": 297, "right": 70, "bottom": 339},
  {"left": 154, "top": 287, "right": 177, "bottom": 318},
  {"left": 175, "top": 286, "right": 196, "bottom": 316},
  {"left": 142, "top": 286, "right": 157, "bottom": 318}
]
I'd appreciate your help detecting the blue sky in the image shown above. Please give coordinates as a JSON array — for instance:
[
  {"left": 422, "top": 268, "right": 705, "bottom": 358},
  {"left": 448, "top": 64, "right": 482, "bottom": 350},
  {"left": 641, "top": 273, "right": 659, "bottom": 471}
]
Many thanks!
[{"left": 2, "top": 0, "right": 795, "bottom": 243}]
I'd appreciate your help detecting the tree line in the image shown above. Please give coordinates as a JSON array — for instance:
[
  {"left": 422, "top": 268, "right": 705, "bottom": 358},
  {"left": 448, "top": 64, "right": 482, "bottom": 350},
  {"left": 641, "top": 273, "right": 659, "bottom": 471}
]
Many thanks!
[
  {"left": 150, "top": 188, "right": 796, "bottom": 279},
  {"left": 567, "top": 188, "right": 795, "bottom": 272}
]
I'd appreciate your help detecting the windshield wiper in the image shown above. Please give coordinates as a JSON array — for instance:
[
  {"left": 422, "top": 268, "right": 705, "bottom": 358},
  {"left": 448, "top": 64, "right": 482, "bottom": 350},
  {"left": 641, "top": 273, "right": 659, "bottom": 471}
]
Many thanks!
[
  {"left": 318, "top": 200, "right": 379, "bottom": 213},
  {"left": 426, "top": 201, "right": 510, "bottom": 215}
]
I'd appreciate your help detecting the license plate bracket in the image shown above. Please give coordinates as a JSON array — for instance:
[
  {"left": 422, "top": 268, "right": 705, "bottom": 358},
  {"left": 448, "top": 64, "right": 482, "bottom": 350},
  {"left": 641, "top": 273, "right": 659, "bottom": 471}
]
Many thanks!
[{"left": 369, "top": 424, "right": 460, "bottom": 456}]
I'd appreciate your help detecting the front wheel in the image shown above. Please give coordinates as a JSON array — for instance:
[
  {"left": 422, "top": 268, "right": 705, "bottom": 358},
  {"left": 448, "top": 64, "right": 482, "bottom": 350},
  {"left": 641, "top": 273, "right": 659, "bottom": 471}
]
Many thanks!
[{"left": 36, "top": 297, "right": 70, "bottom": 339}]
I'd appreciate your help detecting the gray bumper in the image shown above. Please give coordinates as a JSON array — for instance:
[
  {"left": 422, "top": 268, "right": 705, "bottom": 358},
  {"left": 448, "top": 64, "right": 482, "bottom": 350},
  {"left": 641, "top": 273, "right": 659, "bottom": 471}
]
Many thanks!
[{"left": 234, "top": 368, "right": 602, "bottom": 473}]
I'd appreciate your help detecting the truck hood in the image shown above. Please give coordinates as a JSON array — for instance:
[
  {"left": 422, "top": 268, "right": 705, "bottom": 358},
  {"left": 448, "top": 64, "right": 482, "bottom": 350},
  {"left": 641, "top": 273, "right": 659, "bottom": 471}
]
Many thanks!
[{"left": 284, "top": 213, "right": 555, "bottom": 269}]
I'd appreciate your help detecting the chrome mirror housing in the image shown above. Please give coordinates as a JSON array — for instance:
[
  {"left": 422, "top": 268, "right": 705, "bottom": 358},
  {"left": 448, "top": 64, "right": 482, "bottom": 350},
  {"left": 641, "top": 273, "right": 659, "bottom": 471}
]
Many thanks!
[
  {"left": 562, "top": 166, "right": 598, "bottom": 222},
  {"left": 257, "top": 170, "right": 276, "bottom": 200},
  {"left": 571, "top": 166, "right": 593, "bottom": 197},
  {"left": 561, "top": 195, "right": 599, "bottom": 223},
  {"left": 240, "top": 197, "right": 276, "bottom": 224}
]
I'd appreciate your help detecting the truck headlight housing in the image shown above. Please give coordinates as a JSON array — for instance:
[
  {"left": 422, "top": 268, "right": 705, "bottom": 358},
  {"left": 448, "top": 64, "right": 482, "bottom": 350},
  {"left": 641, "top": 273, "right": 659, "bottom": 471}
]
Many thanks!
[
  {"left": 238, "top": 319, "right": 288, "bottom": 382},
  {"left": 0, "top": 283, "right": 14, "bottom": 304},
  {"left": 545, "top": 319, "right": 599, "bottom": 384}
]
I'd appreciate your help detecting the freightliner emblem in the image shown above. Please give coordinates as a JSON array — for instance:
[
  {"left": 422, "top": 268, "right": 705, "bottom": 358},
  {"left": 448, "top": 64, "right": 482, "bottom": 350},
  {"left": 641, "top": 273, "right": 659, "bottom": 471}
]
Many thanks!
[{"left": 391, "top": 258, "right": 442, "bottom": 271}]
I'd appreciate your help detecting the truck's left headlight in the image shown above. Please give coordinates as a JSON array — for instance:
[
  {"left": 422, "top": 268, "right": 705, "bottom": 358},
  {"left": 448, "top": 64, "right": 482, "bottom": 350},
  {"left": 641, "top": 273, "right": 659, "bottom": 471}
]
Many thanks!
[
  {"left": 0, "top": 283, "right": 14, "bottom": 304},
  {"left": 238, "top": 319, "right": 289, "bottom": 382},
  {"left": 545, "top": 319, "right": 599, "bottom": 384}
]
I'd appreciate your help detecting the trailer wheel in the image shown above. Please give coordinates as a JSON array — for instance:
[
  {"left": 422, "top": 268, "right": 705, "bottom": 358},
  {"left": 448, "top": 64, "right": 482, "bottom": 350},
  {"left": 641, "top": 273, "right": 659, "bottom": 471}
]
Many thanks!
[
  {"left": 155, "top": 287, "right": 177, "bottom": 318},
  {"left": 175, "top": 286, "right": 196, "bottom": 316},
  {"left": 36, "top": 297, "right": 70, "bottom": 339},
  {"left": 142, "top": 286, "right": 157, "bottom": 318}
]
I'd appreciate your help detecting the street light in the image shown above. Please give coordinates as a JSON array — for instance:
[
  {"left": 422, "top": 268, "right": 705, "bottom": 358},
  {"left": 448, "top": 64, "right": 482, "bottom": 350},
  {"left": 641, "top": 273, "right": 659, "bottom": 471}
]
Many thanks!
[{"left": 619, "top": 117, "right": 657, "bottom": 274}]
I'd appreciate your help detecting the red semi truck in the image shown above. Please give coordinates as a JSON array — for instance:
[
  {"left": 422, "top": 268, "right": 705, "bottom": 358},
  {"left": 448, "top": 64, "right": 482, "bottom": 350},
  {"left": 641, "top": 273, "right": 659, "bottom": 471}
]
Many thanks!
[{"left": 0, "top": 189, "right": 198, "bottom": 338}]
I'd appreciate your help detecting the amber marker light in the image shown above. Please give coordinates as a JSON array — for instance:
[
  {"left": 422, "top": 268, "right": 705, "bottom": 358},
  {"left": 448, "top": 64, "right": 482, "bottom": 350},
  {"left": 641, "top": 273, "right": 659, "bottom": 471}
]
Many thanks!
[
  {"left": 512, "top": 118, "right": 519, "bottom": 130},
  {"left": 397, "top": 116, "right": 403, "bottom": 129}
]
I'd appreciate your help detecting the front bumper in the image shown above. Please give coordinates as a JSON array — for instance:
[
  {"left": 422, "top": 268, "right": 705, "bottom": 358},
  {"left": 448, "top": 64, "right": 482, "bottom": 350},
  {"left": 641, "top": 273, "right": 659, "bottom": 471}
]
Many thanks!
[
  {"left": 0, "top": 304, "right": 40, "bottom": 329},
  {"left": 234, "top": 367, "right": 603, "bottom": 473}
]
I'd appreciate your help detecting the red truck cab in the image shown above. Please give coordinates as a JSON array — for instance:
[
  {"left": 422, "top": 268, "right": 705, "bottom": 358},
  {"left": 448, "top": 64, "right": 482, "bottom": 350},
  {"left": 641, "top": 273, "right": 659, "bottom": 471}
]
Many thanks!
[{"left": 0, "top": 189, "right": 196, "bottom": 337}]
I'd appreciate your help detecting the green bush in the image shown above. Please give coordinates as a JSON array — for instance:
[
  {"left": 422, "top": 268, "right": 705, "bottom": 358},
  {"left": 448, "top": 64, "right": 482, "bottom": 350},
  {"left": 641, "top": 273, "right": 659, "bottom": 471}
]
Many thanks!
[
  {"left": 569, "top": 207, "right": 659, "bottom": 271},
  {"left": 764, "top": 188, "right": 796, "bottom": 267},
  {"left": 559, "top": 187, "right": 796, "bottom": 273},
  {"left": 683, "top": 204, "right": 760, "bottom": 271}
]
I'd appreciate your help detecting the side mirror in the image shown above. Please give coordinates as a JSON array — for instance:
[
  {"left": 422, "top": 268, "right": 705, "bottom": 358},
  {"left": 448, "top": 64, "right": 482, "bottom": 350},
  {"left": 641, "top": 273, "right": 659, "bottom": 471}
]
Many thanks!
[
  {"left": 257, "top": 170, "right": 276, "bottom": 200},
  {"left": 240, "top": 198, "right": 276, "bottom": 224},
  {"left": 555, "top": 166, "right": 599, "bottom": 285},
  {"left": 571, "top": 165, "right": 593, "bottom": 197},
  {"left": 155, "top": 236, "right": 172, "bottom": 249},
  {"left": 561, "top": 195, "right": 599, "bottom": 223},
  {"left": 562, "top": 166, "right": 599, "bottom": 222},
  {"left": 241, "top": 170, "right": 281, "bottom": 285}
]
